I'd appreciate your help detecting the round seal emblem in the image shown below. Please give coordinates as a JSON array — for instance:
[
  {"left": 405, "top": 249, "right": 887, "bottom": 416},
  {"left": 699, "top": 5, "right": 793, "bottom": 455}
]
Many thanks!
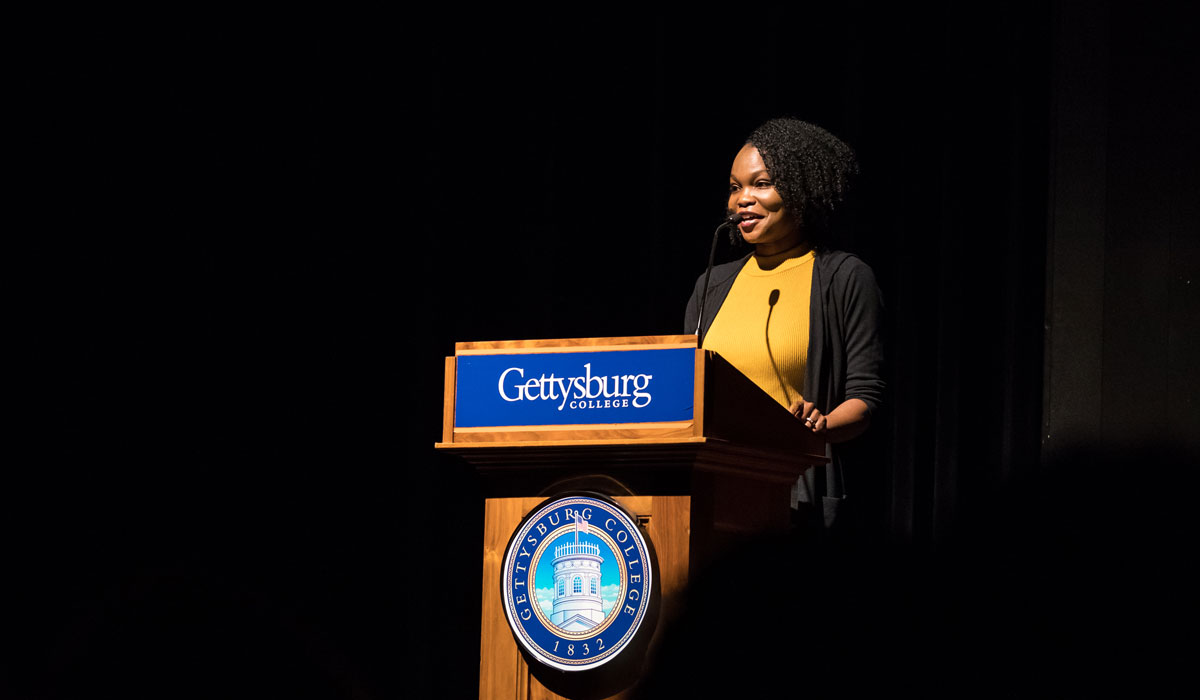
[{"left": 501, "top": 494, "right": 654, "bottom": 672}]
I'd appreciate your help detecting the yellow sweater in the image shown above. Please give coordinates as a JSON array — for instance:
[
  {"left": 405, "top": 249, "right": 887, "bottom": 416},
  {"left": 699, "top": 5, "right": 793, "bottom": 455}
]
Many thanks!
[{"left": 703, "top": 246, "right": 814, "bottom": 409}]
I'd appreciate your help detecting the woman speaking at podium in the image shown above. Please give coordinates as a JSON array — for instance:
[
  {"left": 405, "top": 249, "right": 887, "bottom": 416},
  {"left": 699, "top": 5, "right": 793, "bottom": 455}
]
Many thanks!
[{"left": 684, "top": 118, "right": 884, "bottom": 536}]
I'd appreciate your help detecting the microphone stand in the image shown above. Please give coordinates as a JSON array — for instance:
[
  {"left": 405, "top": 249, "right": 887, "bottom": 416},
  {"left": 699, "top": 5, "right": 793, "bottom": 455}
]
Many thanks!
[{"left": 694, "top": 215, "right": 741, "bottom": 348}]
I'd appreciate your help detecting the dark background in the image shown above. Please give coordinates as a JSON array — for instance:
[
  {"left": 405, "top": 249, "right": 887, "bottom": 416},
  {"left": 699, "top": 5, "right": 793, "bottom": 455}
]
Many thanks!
[{"left": 10, "top": 2, "right": 1197, "bottom": 697}]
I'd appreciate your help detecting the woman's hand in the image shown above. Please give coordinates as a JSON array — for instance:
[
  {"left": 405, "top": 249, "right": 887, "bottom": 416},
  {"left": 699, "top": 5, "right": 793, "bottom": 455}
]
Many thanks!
[
  {"left": 788, "top": 397, "right": 871, "bottom": 443},
  {"left": 789, "top": 398, "right": 827, "bottom": 433}
]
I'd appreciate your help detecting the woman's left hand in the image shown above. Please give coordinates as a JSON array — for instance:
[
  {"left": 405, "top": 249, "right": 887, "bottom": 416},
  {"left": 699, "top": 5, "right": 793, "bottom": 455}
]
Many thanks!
[
  {"left": 788, "top": 397, "right": 871, "bottom": 443},
  {"left": 788, "top": 399, "right": 827, "bottom": 434}
]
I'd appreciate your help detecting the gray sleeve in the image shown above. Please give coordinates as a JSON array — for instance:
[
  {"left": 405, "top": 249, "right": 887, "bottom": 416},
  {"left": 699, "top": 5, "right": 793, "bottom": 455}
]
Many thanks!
[{"left": 838, "top": 260, "right": 886, "bottom": 416}]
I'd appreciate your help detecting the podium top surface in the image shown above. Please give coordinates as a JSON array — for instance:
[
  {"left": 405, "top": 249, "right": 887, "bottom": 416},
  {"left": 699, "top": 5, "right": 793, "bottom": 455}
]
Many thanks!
[
  {"left": 437, "top": 335, "right": 827, "bottom": 470},
  {"left": 454, "top": 334, "right": 697, "bottom": 355}
]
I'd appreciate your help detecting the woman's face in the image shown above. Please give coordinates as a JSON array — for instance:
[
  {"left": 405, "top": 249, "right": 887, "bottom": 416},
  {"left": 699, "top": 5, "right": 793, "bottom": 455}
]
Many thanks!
[{"left": 728, "top": 144, "right": 803, "bottom": 256}]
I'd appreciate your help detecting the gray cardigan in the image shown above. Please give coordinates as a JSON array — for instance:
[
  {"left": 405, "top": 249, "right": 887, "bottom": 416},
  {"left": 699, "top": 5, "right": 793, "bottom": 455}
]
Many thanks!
[{"left": 683, "top": 250, "right": 885, "bottom": 527}]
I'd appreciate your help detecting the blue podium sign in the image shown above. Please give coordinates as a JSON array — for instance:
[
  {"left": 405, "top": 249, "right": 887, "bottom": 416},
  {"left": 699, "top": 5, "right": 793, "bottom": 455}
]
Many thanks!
[{"left": 455, "top": 348, "right": 695, "bottom": 428}]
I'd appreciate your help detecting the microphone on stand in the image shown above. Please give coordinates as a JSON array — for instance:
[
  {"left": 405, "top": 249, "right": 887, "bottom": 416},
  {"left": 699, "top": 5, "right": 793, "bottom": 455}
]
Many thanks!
[{"left": 695, "top": 214, "right": 743, "bottom": 347}]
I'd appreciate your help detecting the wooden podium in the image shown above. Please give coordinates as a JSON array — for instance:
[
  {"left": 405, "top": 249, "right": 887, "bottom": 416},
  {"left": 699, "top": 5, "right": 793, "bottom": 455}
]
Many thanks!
[{"left": 436, "top": 335, "right": 827, "bottom": 699}]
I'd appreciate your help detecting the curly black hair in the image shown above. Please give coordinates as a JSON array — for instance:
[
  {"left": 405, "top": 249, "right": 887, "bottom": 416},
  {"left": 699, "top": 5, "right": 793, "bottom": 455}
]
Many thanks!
[{"left": 735, "top": 118, "right": 859, "bottom": 250}]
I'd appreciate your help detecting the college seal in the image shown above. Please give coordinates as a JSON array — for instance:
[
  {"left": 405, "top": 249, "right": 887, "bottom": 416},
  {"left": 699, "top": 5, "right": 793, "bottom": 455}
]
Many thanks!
[{"left": 501, "top": 494, "right": 654, "bottom": 672}]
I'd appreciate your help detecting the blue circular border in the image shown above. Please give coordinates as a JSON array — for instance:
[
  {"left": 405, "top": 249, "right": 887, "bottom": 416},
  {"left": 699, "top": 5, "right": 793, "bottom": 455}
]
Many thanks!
[{"left": 501, "top": 495, "right": 653, "bottom": 671}]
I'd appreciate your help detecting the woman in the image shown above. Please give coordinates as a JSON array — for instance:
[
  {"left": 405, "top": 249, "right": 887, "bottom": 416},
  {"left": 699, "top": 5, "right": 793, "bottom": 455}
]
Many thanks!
[{"left": 683, "top": 118, "right": 884, "bottom": 531}]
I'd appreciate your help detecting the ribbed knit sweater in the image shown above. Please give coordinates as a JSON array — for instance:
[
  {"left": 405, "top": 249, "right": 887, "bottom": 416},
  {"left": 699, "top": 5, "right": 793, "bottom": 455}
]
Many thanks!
[{"left": 702, "top": 246, "right": 814, "bottom": 409}]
